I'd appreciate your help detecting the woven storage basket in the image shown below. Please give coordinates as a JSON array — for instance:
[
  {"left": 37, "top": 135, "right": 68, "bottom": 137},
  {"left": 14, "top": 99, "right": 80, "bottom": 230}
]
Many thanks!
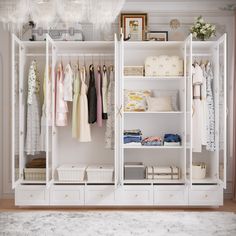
[{"left": 24, "top": 168, "right": 46, "bottom": 181}]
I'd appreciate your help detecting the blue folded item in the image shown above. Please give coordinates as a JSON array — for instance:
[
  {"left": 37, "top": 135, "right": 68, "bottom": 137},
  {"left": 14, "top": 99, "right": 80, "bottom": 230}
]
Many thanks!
[
  {"left": 164, "top": 134, "right": 181, "bottom": 143},
  {"left": 124, "top": 136, "right": 142, "bottom": 144}
]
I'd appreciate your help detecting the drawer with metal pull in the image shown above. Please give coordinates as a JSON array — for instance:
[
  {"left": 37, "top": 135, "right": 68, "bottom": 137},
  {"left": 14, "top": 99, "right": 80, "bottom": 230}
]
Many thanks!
[
  {"left": 15, "top": 186, "right": 49, "bottom": 206},
  {"left": 116, "top": 186, "right": 153, "bottom": 205},
  {"left": 154, "top": 186, "right": 188, "bottom": 206},
  {"left": 188, "top": 186, "right": 223, "bottom": 206},
  {"left": 85, "top": 185, "right": 116, "bottom": 205},
  {"left": 50, "top": 186, "right": 84, "bottom": 205}
]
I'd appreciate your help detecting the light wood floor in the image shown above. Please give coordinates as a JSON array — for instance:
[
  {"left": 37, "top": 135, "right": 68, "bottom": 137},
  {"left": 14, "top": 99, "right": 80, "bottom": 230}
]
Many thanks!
[{"left": 0, "top": 199, "right": 236, "bottom": 212}]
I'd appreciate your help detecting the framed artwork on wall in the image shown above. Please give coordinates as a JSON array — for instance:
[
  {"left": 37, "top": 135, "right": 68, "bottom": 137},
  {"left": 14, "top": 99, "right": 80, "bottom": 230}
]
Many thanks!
[
  {"left": 147, "top": 31, "right": 168, "bottom": 41},
  {"left": 120, "top": 13, "right": 148, "bottom": 41}
]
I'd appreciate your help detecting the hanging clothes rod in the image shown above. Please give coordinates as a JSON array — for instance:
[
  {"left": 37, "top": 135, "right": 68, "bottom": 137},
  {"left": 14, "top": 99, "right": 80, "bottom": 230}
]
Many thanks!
[
  {"left": 25, "top": 53, "right": 47, "bottom": 57},
  {"left": 56, "top": 53, "right": 114, "bottom": 57},
  {"left": 192, "top": 53, "right": 212, "bottom": 57}
]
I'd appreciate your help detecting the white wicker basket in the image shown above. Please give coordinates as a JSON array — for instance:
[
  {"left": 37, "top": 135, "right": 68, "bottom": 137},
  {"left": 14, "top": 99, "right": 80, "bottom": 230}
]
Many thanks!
[
  {"left": 86, "top": 165, "right": 114, "bottom": 182},
  {"left": 57, "top": 164, "right": 86, "bottom": 181},
  {"left": 24, "top": 168, "right": 46, "bottom": 181},
  {"left": 192, "top": 163, "right": 206, "bottom": 179}
]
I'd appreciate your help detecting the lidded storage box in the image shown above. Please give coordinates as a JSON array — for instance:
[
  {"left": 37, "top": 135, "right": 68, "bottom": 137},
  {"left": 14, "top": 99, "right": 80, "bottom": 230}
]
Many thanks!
[
  {"left": 124, "top": 162, "right": 145, "bottom": 180},
  {"left": 24, "top": 168, "right": 46, "bottom": 181},
  {"left": 86, "top": 165, "right": 114, "bottom": 182},
  {"left": 57, "top": 164, "right": 86, "bottom": 181}
]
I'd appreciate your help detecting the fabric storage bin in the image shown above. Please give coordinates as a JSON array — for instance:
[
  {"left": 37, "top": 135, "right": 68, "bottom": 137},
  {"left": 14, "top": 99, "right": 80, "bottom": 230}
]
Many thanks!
[
  {"left": 86, "top": 165, "right": 114, "bottom": 182},
  {"left": 124, "top": 66, "right": 144, "bottom": 76},
  {"left": 145, "top": 55, "right": 184, "bottom": 77},
  {"left": 57, "top": 164, "right": 86, "bottom": 181},
  {"left": 24, "top": 168, "right": 46, "bottom": 181},
  {"left": 192, "top": 163, "right": 206, "bottom": 179},
  {"left": 124, "top": 162, "right": 146, "bottom": 180},
  {"left": 146, "top": 166, "right": 180, "bottom": 180}
]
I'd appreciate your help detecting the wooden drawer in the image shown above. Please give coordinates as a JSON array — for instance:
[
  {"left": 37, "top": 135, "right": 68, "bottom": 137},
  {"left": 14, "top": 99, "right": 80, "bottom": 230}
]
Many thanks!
[
  {"left": 189, "top": 186, "right": 223, "bottom": 206},
  {"left": 50, "top": 186, "right": 84, "bottom": 205},
  {"left": 85, "top": 185, "right": 116, "bottom": 205},
  {"left": 154, "top": 186, "right": 188, "bottom": 206},
  {"left": 15, "top": 186, "right": 49, "bottom": 206},
  {"left": 117, "top": 186, "right": 153, "bottom": 205}
]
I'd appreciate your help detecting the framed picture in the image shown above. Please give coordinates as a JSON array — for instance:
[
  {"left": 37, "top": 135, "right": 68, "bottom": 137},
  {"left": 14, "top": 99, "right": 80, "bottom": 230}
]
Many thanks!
[
  {"left": 120, "top": 13, "right": 148, "bottom": 41},
  {"left": 147, "top": 31, "right": 168, "bottom": 41}
]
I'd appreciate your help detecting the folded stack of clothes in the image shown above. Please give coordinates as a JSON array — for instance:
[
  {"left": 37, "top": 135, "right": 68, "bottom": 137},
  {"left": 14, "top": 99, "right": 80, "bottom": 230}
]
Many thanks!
[
  {"left": 141, "top": 136, "right": 162, "bottom": 146},
  {"left": 25, "top": 158, "right": 46, "bottom": 168},
  {"left": 163, "top": 134, "right": 181, "bottom": 146},
  {"left": 124, "top": 129, "right": 142, "bottom": 145}
]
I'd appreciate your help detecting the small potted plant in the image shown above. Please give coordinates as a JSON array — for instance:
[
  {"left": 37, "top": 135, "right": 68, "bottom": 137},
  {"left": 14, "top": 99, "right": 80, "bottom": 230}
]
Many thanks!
[{"left": 190, "top": 16, "right": 216, "bottom": 41}]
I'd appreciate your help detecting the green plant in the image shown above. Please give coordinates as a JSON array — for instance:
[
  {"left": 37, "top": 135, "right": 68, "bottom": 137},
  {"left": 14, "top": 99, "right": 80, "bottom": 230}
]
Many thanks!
[{"left": 190, "top": 16, "right": 216, "bottom": 41}]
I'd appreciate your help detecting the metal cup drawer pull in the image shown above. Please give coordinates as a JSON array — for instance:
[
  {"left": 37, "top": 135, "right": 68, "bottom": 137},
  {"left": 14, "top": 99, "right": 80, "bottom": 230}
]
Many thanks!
[
  {"left": 204, "top": 194, "right": 208, "bottom": 199},
  {"left": 64, "top": 194, "right": 69, "bottom": 198},
  {"left": 30, "top": 194, "right": 33, "bottom": 198},
  {"left": 169, "top": 194, "right": 174, "bottom": 198},
  {"left": 135, "top": 194, "right": 139, "bottom": 198},
  {"left": 99, "top": 194, "right": 104, "bottom": 198}
]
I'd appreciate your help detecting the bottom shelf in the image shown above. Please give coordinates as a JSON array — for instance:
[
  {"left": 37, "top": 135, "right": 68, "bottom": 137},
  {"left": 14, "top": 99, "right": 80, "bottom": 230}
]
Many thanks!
[
  {"left": 123, "top": 179, "right": 185, "bottom": 184},
  {"left": 192, "top": 177, "right": 218, "bottom": 184}
]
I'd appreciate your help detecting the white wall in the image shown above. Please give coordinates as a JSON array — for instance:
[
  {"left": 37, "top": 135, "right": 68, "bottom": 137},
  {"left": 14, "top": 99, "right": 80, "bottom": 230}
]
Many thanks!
[{"left": 0, "top": 0, "right": 235, "bottom": 199}]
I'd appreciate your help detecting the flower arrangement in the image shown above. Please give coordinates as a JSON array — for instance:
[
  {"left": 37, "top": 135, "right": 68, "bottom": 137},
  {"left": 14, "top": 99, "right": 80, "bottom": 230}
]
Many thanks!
[{"left": 190, "top": 16, "right": 216, "bottom": 41}]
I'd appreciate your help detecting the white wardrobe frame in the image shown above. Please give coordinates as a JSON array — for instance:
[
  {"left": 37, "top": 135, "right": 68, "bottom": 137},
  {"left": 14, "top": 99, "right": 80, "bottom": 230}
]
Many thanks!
[{"left": 12, "top": 33, "right": 227, "bottom": 207}]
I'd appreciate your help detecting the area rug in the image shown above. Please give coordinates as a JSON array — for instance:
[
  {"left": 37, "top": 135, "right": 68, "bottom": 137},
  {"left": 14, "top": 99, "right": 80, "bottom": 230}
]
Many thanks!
[{"left": 0, "top": 211, "right": 236, "bottom": 236}]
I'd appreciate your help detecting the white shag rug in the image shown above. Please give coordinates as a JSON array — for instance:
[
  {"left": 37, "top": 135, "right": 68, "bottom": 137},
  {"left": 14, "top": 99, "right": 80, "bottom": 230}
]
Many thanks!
[{"left": 0, "top": 211, "right": 236, "bottom": 236}]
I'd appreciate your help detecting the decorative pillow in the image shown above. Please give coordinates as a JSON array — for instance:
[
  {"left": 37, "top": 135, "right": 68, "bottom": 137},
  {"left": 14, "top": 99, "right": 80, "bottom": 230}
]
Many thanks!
[
  {"left": 152, "top": 90, "right": 179, "bottom": 111},
  {"left": 124, "top": 90, "right": 151, "bottom": 112},
  {"left": 147, "top": 96, "right": 173, "bottom": 112}
]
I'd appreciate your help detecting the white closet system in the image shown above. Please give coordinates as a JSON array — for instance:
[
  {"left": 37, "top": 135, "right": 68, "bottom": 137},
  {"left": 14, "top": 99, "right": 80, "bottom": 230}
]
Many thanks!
[{"left": 12, "top": 33, "right": 227, "bottom": 207}]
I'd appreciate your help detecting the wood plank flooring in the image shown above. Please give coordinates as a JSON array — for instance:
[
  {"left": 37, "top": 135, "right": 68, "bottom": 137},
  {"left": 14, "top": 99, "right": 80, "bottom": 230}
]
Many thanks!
[{"left": 0, "top": 199, "right": 236, "bottom": 212}]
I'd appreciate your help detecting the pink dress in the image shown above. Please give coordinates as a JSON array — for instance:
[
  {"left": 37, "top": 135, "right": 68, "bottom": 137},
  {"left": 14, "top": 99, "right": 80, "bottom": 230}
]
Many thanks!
[
  {"left": 96, "top": 67, "right": 102, "bottom": 127},
  {"left": 56, "top": 63, "right": 68, "bottom": 126}
]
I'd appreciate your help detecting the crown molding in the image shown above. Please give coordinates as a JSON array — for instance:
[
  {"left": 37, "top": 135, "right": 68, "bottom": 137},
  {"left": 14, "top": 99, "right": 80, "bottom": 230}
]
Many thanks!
[{"left": 122, "top": 1, "right": 236, "bottom": 16}]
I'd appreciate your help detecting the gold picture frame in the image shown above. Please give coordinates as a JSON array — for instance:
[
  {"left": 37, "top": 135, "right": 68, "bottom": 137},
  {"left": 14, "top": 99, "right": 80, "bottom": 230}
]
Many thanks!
[{"left": 120, "top": 13, "right": 148, "bottom": 41}]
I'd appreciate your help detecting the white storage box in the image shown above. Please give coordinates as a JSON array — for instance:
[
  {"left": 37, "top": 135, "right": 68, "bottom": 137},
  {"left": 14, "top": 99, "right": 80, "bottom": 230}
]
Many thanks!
[
  {"left": 86, "top": 165, "right": 114, "bottom": 182},
  {"left": 192, "top": 163, "right": 206, "bottom": 179},
  {"left": 57, "top": 164, "right": 86, "bottom": 181},
  {"left": 24, "top": 168, "right": 46, "bottom": 181}
]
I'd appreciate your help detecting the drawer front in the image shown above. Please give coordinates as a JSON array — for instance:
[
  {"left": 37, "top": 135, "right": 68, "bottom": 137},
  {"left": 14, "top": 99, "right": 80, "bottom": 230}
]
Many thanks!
[
  {"left": 50, "top": 186, "right": 84, "bottom": 205},
  {"left": 154, "top": 186, "right": 188, "bottom": 205},
  {"left": 15, "top": 186, "right": 49, "bottom": 206},
  {"left": 85, "top": 185, "right": 115, "bottom": 205},
  {"left": 117, "top": 186, "right": 153, "bottom": 205},
  {"left": 189, "top": 186, "right": 223, "bottom": 206}
]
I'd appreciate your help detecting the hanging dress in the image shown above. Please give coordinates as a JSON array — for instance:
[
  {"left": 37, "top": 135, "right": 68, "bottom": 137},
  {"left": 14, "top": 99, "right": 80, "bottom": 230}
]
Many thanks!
[
  {"left": 102, "top": 65, "right": 109, "bottom": 119},
  {"left": 40, "top": 67, "right": 52, "bottom": 151},
  {"left": 105, "top": 66, "right": 115, "bottom": 149},
  {"left": 72, "top": 65, "right": 80, "bottom": 138},
  {"left": 96, "top": 66, "right": 103, "bottom": 127},
  {"left": 201, "top": 63, "right": 207, "bottom": 146},
  {"left": 25, "top": 60, "right": 41, "bottom": 155},
  {"left": 205, "top": 62, "right": 215, "bottom": 151},
  {"left": 192, "top": 63, "right": 204, "bottom": 153},
  {"left": 64, "top": 63, "right": 73, "bottom": 102},
  {"left": 87, "top": 64, "right": 97, "bottom": 124},
  {"left": 78, "top": 66, "right": 91, "bottom": 142},
  {"left": 56, "top": 63, "right": 68, "bottom": 126}
]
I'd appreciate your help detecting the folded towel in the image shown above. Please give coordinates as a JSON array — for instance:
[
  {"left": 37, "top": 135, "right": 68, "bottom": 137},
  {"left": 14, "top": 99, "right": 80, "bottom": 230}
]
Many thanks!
[{"left": 124, "top": 129, "right": 142, "bottom": 136}]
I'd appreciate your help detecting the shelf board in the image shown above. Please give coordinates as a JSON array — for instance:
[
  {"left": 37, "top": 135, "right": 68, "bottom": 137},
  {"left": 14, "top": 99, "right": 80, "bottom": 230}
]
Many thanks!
[
  {"left": 123, "top": 179, "right": 185, "bottom": 184},
  {"left": 124, "top": 76, "right": 184, "bottom": 81},
  {"left": 192, "top": 178, "right": 218, "bottom": 184},
  {"left": 21, "top": 180, "right": 46, "bottom": 184},
  {"left": 123, "top": 145, "right": 183, "bottom": 149},
  {"left": 124, "top": 111, "right": 183, "bottom": 114},
  {"left": 53, "top": 180, "right": 114, "bottom": 184}
]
